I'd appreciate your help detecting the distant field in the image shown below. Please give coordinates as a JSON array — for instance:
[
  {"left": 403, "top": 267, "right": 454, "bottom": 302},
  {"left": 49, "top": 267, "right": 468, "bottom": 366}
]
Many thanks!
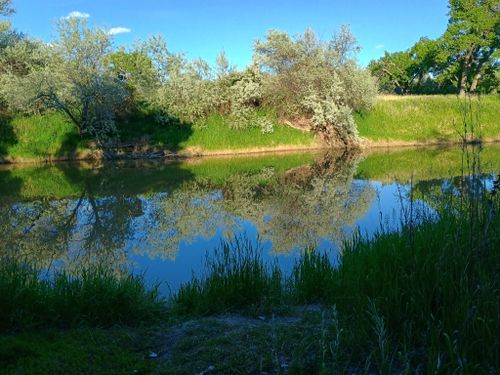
[{"left": 355, "top": 94, "right": 500, "bottom": 143}]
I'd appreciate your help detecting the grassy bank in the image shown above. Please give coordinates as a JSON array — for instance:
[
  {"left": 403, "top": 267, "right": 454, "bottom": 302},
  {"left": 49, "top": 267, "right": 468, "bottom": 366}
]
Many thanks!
[
  {"left": 1, "top": 181, "right": 498, "bottom": 373},
  {"left": 356, "top": 94, "right": 500, "bottom": 144},
  {"left": 0, "top": 113, "right": 89, "bottom": 163},
  {"left": 0, "top": 112, "right": 317, "bottom": 163},
  {"left": 1, "top": 95, "right": 500, "bottom": 163}
]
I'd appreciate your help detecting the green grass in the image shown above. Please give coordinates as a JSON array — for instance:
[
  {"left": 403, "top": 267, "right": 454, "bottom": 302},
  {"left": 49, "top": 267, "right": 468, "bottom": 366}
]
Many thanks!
[
  {"left": 2, "top": 96, "right": 500, "bottom": 162},
  {"left": 171, "top": 186, "right": 500, "bottom": 372},
  {"left": 0, "top": 111, "right": 316, "bottom": 163},
  {"left": 175, "top": 237, "right": 284, "bottom": 315},
  {"left": 0, "top": 112, "right": 88, "bottom": 162},
  {"left": 121, "top": 112, "right": 316, "bottom": 152},
  {"left": 0, "top": 261, "right": 165, "bottom": 332},
  {"left": 356, "top": 94, "right": 500, "bottom": 142},
  {"left": 0, "top": 328, "right": 157, "bottom": 375},
  {"left": 1, "top": 146, "right": 499, "bottom": 372}
]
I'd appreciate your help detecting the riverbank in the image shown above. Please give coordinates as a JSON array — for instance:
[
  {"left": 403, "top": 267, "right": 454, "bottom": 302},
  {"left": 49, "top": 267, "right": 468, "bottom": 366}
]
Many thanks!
[
  {"left": 0, "top": 112, "right": 320, "bottom": 164},
  {"left": 355, "top": 94, "right": 500, "bottom": 144},
  {"left": 1, "top": 183, "right": 499, "bottom": 373},
  {"left": 1, "top": 95, "right": 499, "bottom": 164}
]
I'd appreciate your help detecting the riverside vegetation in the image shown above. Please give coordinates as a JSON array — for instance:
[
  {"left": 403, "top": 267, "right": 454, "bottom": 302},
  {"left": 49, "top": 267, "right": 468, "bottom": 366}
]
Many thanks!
[
  {"left": 1, "top": 145, "right": 499, "bottom": 374},
  {"left": 0, "top": 0, "right": 499, "bottom": 163},
  {"left": 1, "top": 0, "right": 500, "bottom": 373},
  {"left": 0, "top": 2, "right": 376, "bottom": 159}
]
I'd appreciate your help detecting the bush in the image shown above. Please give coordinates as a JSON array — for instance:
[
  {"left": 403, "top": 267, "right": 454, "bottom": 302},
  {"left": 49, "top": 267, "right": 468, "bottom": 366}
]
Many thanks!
[{"left": 255, "top": 26, "right": 377, "bottom": 144}]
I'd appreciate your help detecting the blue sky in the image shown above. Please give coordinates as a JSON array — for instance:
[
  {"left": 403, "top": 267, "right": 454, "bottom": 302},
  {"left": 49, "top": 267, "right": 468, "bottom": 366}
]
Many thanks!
[{"left": 10, "top": 0, "right": 449, "bottom": 67}]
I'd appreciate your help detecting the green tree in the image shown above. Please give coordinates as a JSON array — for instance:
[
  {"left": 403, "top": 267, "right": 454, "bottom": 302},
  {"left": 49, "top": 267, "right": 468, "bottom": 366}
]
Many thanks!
[
  {"left": 0, "top": 17, "right": 128, "bottom": 143},
  {"left": 369, "top": 51, "right": 417, "bottom": 94},
  {"left": 369, "top": 0, "right": 499, "bottom": 95},
  {"left": 368, "top": 38, "right": 439, "bottom": 94},
  {"left": 0, "top": 0, "right": 13, "bottom": 30},
  {"left": 106, "top": 49, "right": 158, "bottom": 106},
  {"left": 439, "top": 0, "right": 500, "bottom": 94}
]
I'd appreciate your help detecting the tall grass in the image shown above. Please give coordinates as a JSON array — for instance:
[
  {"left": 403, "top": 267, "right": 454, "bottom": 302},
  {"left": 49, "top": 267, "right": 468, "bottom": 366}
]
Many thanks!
[
  {"left": 355, "top": 94, "right": 500, "bottom": 142},
  {"left": 173, "top": 183, "right": 500, "bottom": 372},
  {"left": 175, "top": 237, "right": 284, "bottom": 315},
  {"left": 0, "top": 113, "right": 87, "bottom": 162},
  {"left": 0, "top": 111, "right": 316, "bottom": 162},
  {"left": 0, "top": 261, "right": 165, "bottom": 332}
]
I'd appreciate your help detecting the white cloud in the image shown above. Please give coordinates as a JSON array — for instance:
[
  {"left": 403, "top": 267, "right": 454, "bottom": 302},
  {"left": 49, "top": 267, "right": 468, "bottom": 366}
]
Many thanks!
[
  {"left": 375, "top": 44, "right": 385, "bottom": 50},
  {"left": 107, "top": 27, "right": 131, "bottom": 36},
  {"left": 64, "top": 11, "right": 90, "bottom": 19}
]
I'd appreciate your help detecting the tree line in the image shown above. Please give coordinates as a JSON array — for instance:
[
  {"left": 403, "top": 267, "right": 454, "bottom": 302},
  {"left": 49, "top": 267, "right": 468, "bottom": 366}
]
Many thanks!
[
  {"left": 369, "top": 0, "right": 499, "bottom": 95},
  {"left": 0, "top": 0, "right": 376, "bottom": 146}
]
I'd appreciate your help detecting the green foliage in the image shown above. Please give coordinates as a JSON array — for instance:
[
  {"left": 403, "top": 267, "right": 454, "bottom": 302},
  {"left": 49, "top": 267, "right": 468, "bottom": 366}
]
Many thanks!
[
  {"left": 0, "top": 0, "right": 13, "bottom": 32},
  {"left": 0, "top": 12, "right": 372, "bottom": 147},
  {"left": 0, "top": 110, "right": 315, "bottom": 162},
  {"left": 291, "top": 251, "right": 335, "bottom": 303},
  {"left": 0, "top": 112, "right": 87, "bottom": 162},
  {"left": 254, "top": 26, "right": 377, "bottom": 143},
  {"left": 121, "top": 111, "right": 315, "bottom": 152},
  {"left": 134, "top": 26, "right": 376, "bottom": 143},
  {"left": 0, "top": 0, "right": 13, "bottom": 16},
  {"left": 0, "top": 18, "right": 128, "bottom": 143},
  {"left": 0, "top": 328, "right": 156, "bottom": 374},
  {"left": 369, "top": 0, "right": 500, "bottom": 94},
  {"left": 439, "top": 0, "right": 500, "bottom": 94},
  {"left": 0, "top": 260, "right": 165, "bottom": 332},
  {"left": 106, "top": 49, "right": 158, "bottom": 106},
  {"left": 369, "top": 38, "right": 443, "bottom": 94},
  {"left": 172, "top": 186, "right": 500, "bottom": 372}
]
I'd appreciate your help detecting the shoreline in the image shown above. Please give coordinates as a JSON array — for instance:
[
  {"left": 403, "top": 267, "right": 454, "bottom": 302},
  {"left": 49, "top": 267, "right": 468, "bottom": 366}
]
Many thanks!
[{"left": 1, "top": 137, "right": 499, "bottom": 165}]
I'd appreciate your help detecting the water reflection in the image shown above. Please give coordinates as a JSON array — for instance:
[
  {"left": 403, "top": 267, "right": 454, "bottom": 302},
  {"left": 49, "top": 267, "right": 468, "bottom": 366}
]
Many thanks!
[{"left": 1, "top": 146, "right": 499, "bottom": 289}]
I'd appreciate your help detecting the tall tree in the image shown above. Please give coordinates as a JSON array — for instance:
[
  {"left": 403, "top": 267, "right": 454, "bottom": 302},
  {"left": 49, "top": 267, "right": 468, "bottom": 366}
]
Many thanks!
[
  {"left": 368, "top": 38, "right": 439, "bottom": 95},
  {"left": 439, "top": 0, "right": 499, "bottom": 94}
]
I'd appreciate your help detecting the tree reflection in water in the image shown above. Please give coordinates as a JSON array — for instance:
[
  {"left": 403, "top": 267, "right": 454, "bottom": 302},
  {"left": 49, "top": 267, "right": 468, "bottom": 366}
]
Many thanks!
[{"left": 0, "top": 151, "right": 375, "bottom": 274}]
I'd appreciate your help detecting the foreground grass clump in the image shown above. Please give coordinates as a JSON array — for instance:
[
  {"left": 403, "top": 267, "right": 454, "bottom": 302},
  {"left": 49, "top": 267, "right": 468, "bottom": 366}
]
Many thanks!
[
  {"left": 355, "top": 94, "right": 500, "bottom": 143},
  {"left": 175, "top": 237, "right": 284, "bottom": 315},
  {"left": 0, "top": 262, "right": 165, "bottom": 332}
]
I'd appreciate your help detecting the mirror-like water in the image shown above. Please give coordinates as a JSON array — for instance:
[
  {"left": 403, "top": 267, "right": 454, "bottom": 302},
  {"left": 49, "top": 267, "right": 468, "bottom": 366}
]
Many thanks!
[{"left": 1, "top": 146, "right": 499, "bottom": 292}]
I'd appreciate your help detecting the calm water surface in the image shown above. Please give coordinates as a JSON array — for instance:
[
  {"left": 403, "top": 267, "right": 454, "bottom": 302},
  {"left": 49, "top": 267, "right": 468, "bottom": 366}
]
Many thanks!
[{"left": 1, "top": 146, "right": 498, "bottom": 292}]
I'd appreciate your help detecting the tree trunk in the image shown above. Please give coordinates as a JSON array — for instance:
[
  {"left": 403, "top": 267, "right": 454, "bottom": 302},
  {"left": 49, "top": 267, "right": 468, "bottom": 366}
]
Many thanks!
[
  {"left": 470, "top": 72, "right": 482, "bottom": 92},
  {"left": 470, "top": 54, "right": 490, "bottom": 93},
  {"left": 458, "top": 45, "right": 476, "bottom": 95},
  {"left": 458, "top": 66, "right": 469, "bottom": 96}
]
